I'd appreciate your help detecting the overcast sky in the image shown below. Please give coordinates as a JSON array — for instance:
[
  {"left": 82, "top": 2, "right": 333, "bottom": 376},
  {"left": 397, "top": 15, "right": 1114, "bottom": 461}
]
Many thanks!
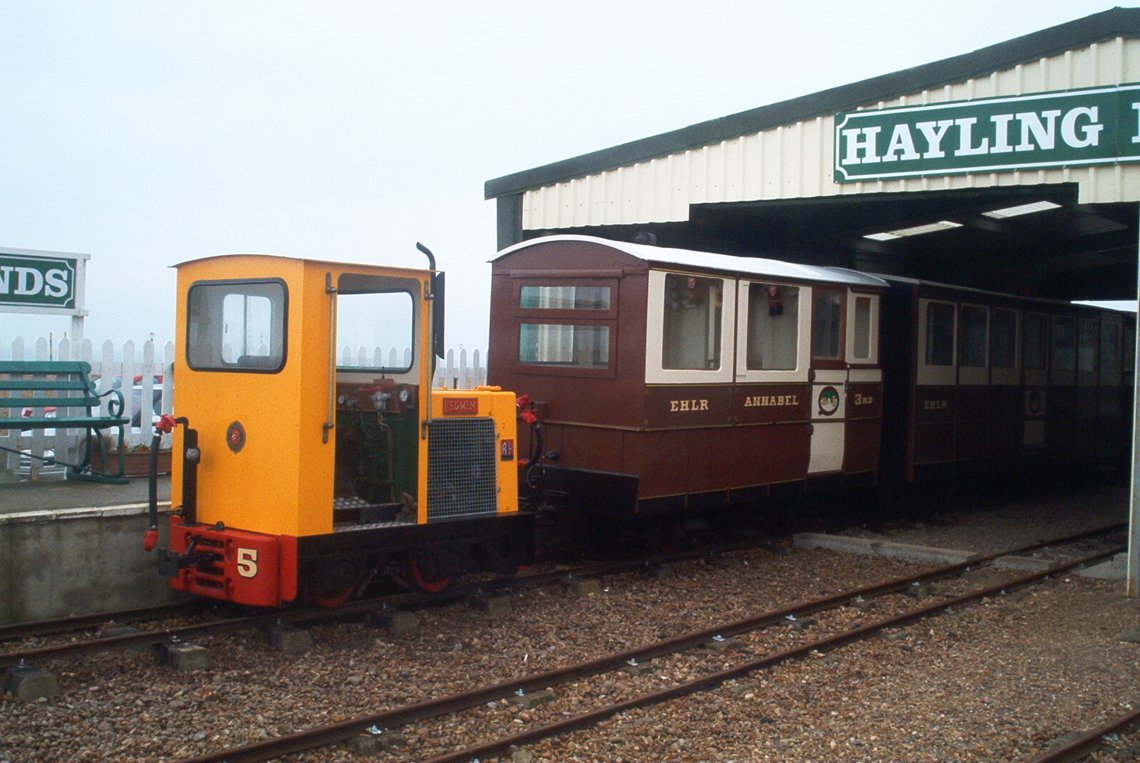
[{"left": 0, "top": 1, "right": 1131, "bottom": 354}]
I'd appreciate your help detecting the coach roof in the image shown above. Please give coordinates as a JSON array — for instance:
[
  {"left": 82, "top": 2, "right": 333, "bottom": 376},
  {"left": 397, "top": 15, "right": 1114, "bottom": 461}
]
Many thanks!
[{"left": 494, "top": 235, "right": 889, "bottom": 289}]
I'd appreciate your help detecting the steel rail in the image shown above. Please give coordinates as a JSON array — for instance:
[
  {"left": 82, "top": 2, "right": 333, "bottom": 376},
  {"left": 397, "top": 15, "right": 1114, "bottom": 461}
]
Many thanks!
[
  {"left": 0, "top": 601, "right": 201, "bottom": 642},
  {"left": 419, "top": 546, "right": 1124, "bottom": 763},
  {"left": 0, "top": 538, "right": 764, "bottom": 668},
  {"left": 173, "top": 531, "right": 1124, "bottom": 763},
  {"left": 1023, "top": 707, "right": 1140, "bottom": 763}
]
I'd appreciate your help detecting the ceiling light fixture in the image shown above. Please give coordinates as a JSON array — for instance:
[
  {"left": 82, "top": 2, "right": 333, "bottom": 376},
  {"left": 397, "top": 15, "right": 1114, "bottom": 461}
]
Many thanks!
[
  {"left": 982, "top": 200, "right": 1061, "bottom": 218},
  {"left": 863, "top": 220, "right": 963, "bottom": 241}
]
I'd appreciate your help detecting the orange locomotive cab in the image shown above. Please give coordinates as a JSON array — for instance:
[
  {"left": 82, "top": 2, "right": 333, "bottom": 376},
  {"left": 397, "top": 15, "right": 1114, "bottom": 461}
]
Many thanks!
[{"left": 155, "top": 249, "right": 532, "bottom": 606}]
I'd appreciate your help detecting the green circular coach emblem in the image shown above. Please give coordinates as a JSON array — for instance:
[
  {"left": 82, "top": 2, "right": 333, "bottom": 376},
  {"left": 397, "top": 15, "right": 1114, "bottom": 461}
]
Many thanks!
[{"left": 818, "top": 386, "right": 840, "bottom": 416}]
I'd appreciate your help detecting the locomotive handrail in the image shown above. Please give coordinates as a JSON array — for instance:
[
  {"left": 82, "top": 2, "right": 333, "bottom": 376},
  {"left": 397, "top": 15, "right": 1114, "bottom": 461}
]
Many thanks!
[{"left": 324, "top": 272, "right": 337, "bottom": 444}]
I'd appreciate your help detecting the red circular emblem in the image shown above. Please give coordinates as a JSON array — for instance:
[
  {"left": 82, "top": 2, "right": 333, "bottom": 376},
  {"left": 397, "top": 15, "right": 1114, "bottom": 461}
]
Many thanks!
[{"left": 226, "top": 421, "right": 246, "bottom": 453}]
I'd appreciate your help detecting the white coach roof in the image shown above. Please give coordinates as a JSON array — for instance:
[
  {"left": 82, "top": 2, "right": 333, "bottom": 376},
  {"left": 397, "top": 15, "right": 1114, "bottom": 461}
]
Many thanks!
[{"left": 494, "top": 235, "right": 889, "bottom": 289}]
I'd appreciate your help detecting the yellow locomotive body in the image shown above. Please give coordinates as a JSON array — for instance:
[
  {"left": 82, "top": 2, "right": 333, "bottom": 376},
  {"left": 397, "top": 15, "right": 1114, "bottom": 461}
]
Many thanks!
[{"left": 158, "top": 253, "right": 530, "bottom": 606}]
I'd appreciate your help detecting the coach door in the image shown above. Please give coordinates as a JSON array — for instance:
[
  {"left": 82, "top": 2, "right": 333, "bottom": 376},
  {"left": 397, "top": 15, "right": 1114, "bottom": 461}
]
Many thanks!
[{"left": 807, "top": 288, "right": 881, "bottom": 476}]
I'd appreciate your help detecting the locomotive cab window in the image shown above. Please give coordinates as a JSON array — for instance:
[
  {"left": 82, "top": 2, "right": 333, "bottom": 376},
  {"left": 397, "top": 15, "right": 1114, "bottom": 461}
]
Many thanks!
[
  {"left": 186, "top": 279, "right": 287, "bottom": 372},
  {"left": 336, "top": 286, "right": 415, "bottom": 373}
]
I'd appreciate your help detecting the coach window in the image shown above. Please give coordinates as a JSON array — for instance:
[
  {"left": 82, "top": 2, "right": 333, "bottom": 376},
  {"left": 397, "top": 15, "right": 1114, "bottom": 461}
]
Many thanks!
[
  {"left": 1077, "top": 319, "right": 1099, "bottom": 380},
  {"left": 519, "top": 323, "right": 610, "bottom": 369},
  {"left": 744, "top": 283, "right": 800, "bottom": 371},
  {"left": 520, "top": 284, "right": 611, "bottom": 311},
  {"left": 187, "top": 279, "right": 287, "bottom": 372},
  {"left": 959, "top": 306, "right": 987, "bottom": 368},
  {"left": 959, "top": 305, "right": 988, "bottom": 386},
  {"left": 1050, "top": 316, "right": 1077, "bottom": 384},
  {"left": 917, "top": 300, "right": 955, "bottom": 386},
  {"left": 646, "top": 270, "right": 734, "bottom": 384},
  {"left": 990, "top": 308, "right": 1019, "bottom": 385},
  {"left": 662, "top": 273, "right": 724, "bottom": 370},
  {"left": 1023, "top": 312, "right": 1048, "bottom": 386},
  {"left": 515, "top": 280, "right": 616, "bottom": 377},
  {"left": 925, "top": 302, "right": 956, "bottom": 366},
  {"left": 1024, "top": 313, "right": 1047, "bottom": 368},
  {"left": 811, "top": 288, "right": 844, "bottom": 366},
  {"left": 849, "top": 293, "right": 877, "bottom": 363},
  {"left": 1100, "top": 320, "right": 1122, "bottom": 383}
]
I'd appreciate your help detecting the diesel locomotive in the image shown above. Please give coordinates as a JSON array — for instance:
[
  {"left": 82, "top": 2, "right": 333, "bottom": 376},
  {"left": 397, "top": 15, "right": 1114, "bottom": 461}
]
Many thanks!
[
  {"left": 149, "top": 235, "right": 1134, "bottom": 607},
  {"left": 150, "top": 249, "right": 531, "bottom": 606}
]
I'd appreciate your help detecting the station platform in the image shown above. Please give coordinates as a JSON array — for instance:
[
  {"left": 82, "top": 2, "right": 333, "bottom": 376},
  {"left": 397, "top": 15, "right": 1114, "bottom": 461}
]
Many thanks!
[
  {"left": 0, "top": 476, "right": 176, "bottom": 625},
  {"left": 0, "top": 475, "right": 171, "bottom": 515}
]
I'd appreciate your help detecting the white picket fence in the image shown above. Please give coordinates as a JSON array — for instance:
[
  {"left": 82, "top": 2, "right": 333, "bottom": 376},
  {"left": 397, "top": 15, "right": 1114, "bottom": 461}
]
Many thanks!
[{"left": 1, "top": 336, "right": 487, "bottom": 480}]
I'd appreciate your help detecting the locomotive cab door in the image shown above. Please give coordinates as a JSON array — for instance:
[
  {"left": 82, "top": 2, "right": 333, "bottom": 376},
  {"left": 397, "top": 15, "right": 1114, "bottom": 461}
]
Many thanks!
[
  {"left": 807, "top": 288, "right": 880, "bottom": 476},
  {"left": 330, "top": 271, "right": 429, "bottom": 526}
]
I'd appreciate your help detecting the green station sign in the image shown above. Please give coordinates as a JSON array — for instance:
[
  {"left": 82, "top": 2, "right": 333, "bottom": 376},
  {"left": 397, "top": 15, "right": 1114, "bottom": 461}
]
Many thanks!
[
  {"left": 0, "top": 250, "right": 81, "bottom": 312},
  {"left": 834, "top": 83, "right": 1140, "bottom": 182}
]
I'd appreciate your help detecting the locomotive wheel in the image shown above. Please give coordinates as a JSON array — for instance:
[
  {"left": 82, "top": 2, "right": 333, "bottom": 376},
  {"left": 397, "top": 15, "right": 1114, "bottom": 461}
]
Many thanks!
[
  {"left": 305, "top": 559, "right": 359, "bottom": 607},
  {"left": 480, "top": 536, "right": 522, "bottom": 575},
  {"left": 409, "top": 556, "right": 451, "bottom": 593}
]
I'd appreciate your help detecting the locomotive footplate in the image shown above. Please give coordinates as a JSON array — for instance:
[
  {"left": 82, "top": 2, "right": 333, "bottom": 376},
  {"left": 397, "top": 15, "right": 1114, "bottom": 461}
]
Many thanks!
[
  {"left": 333, "top": 495, "right": 403, "bottom": 525},
  {"left": 301, "top": 511, "right": 535, "bottom": 563}
]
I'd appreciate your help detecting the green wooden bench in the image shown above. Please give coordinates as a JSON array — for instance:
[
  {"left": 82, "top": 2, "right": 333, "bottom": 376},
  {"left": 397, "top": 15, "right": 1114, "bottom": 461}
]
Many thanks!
[{"left": 0, "top": 360, "right": 130, "bottom": 482}]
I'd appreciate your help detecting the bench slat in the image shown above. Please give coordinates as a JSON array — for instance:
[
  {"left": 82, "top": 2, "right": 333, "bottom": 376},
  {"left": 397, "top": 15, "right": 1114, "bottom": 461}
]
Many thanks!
[
  {"left": 1, "top": 415, "right": 129, "bottom": 426},
  {"left": 0, "top": 360, "right": 128, "bottom": 483},
  {"left": 0, "top": 360, "right": 92, "bottom": 374},
  {"left": 0, "top": 380, "right": 96, "bottom": 392},
  {"left": 0, "top": 396, "right": 104, "bottom": 408}
]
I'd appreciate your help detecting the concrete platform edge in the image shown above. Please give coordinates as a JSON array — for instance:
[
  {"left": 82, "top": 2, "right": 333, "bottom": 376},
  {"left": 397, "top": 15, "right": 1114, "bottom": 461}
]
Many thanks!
[{"left": 793, "top": 532, "right": 977, "bottom": 565}]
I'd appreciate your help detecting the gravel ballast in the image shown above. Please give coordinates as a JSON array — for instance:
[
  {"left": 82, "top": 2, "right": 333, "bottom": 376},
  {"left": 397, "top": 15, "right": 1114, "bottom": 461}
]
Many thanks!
[{"left": 0, "top": 481, "right": 1137, "bottom": 762}]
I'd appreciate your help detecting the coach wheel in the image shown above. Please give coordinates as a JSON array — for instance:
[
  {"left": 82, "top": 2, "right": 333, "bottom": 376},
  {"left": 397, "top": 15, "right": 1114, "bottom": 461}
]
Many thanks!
[{"left": 409, "top": 555, "right": 451, "bottom": 593}]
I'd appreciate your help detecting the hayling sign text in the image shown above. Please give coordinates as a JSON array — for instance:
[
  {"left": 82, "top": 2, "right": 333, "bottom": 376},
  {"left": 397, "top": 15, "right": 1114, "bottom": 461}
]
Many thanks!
[{"left": 834, "top": 84, "right": 1140, "bottom": 182}]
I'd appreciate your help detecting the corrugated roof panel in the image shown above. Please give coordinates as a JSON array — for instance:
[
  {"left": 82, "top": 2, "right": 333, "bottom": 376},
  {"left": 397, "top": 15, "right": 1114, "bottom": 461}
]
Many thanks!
[{"left": 520, "top": 35, "right": 1140, "bottom": 230}]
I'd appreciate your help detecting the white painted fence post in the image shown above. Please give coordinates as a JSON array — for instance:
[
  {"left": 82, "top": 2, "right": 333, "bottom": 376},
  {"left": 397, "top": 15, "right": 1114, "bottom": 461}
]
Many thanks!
[{"left": 2, "top": 336, "right": 486, "bottom": 480}]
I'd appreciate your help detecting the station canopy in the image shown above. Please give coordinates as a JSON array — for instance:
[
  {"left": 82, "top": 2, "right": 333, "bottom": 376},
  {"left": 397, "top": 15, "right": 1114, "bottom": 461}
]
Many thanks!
[{"left": 485, "top": 8, "right": 1140, "bottom": 303}]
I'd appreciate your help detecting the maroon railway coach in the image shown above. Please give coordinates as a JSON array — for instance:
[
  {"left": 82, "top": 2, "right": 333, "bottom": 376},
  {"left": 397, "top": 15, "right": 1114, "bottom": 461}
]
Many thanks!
[
  {"left": 878, "top": 277, "right": 1135, "bottom": 485},
  {"left": 488, "top": 235, "right": 889, "bottom": 519}
]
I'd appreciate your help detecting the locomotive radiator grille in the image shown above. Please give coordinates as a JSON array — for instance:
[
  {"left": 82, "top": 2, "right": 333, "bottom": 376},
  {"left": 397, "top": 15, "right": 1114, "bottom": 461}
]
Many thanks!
[{"left": 427, "top": 417, "right": 498, "bottom": 520}]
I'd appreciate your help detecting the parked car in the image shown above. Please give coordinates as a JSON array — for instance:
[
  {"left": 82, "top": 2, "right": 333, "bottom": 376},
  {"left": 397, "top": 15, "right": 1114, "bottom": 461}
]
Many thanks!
[{"left": 110, "top": 374, "right": 164, "bottom": 428}]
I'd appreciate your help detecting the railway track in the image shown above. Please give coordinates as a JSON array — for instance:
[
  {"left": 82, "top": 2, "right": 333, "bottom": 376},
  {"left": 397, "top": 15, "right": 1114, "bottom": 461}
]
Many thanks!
[
  {"left": 0, "top": 539, "right": 763, "bottom": 670},
  {"left": 169, "top": 526, "right": 1127, "bottom": 763},
  {"left": 1025, "top": 708, "right": 1140, "bottom": 762},
  {"left": 0, "top": 601, "right": 201, "bottom": 643}
]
